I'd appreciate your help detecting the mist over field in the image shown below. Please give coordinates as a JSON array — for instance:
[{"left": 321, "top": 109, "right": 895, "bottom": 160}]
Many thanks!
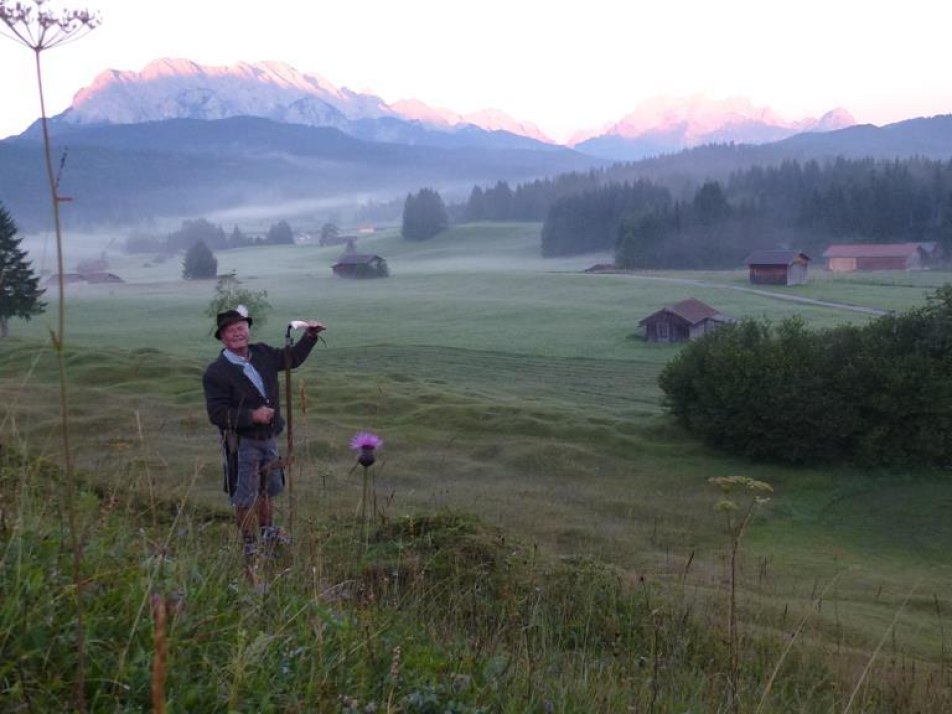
[
  {"left": 201, "top": 191, "right": 396, "bottom": 226},
  {"left": 20, "top": 230, "right": 122, "bottom": 271}
]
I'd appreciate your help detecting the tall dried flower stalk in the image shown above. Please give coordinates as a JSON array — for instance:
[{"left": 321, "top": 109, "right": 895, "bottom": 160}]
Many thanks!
[
  {"left": 0, "top": 2, "right": 100, "bottom": 711},
  {"left": 150, "top": 594, "right": 168, "bottom": 714},
  {"left": 709, "top": 475, "right": 773, "bottom": 714}
]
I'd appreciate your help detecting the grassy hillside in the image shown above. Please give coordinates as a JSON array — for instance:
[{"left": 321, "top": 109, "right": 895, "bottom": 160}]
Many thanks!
[{"left": 3, "top": 222, "right": 951, "bottom": 710}]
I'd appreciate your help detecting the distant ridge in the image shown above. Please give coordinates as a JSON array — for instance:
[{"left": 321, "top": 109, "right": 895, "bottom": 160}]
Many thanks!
[
  {"left": 571, "top": 96, "right": 856, "bottom": 161},
  {"left": 49, "top": 58, "right": 854, "bottom": 160},
  {"left": 56, "top": 58, "right": 553, "bottom": 149},
  {"left": 3, "top": 57, "right": 951, "bottom": 232}
]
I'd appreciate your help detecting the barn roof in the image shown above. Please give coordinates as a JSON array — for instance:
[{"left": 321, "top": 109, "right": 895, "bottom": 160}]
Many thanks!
[
  {"left": 82, "top": 272, "right": 124, "bottom": 283},
  {"left": 744, "top": 250, "right": 811, "bottom": 266},
  {"left": 639, "top": 298, "right": 732, "bottom": 326},
  {"left": 332, "top": 253, "right": 384, "bottom": 266},
  {"left": 46, "top": 272, "right": 84, "bottom": 284},
  {"left": 822, "top": 243, "right": 922, "bottom": 259}
]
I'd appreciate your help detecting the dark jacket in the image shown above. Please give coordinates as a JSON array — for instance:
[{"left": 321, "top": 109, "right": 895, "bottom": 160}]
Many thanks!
[{"left": 202, "top": 335, "right": 317, "bottom": 440}]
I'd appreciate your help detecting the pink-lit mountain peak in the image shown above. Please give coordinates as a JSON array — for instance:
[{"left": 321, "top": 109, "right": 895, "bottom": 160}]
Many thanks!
[
  {"left": 389, "top": 98, "right": 459, "bottom": 127},
  {"left": 234, "top": 60, "right": 342, "bottom": 97},
  {"left": 62, "top": 58, "right": 855, "bottom": 151},
  {"left": 564, "top": 94, "right": 858, "bottom": 148},
  {"left": 75, "top": 58, "right": 343, "bottom": 108},
  {"left": 69, "top": 58, "right": 539, "bottom": 135},
  {"left": 613, "top": 95, "right": 786, "bottom": 135},
  {"left": 461, "top": 108, "right": 550, "bottom": 142},
  {"left": 371, "top": 99, "right": 551, "bottom": 141},
  {"left": 140, "top": 57, "right": 204, "bottom": 79}
]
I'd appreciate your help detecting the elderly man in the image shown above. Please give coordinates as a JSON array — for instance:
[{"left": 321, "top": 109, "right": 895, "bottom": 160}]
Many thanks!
[{"left": 203, "top": 306, "right": 325, "bottom": 557}]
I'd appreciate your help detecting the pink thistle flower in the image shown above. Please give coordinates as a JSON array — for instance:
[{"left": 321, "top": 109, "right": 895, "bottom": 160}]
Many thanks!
[
  {"left": 350, "top": 432, "right": 383, "bottom": 467},
  {"left": 350, "top": 432, "right": 383, "bottom": 451}
]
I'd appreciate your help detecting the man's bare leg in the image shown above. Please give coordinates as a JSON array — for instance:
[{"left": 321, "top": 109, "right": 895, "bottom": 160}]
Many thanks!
[
  {"left": 236, "top": 503, "right": 258, "bottom": 550},
  {"left": 257, "top": 494, "right": 273, "bottom": 531}
]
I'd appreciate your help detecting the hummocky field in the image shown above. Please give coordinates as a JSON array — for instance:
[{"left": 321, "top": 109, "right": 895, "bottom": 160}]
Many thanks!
[{"left": 4, "top": 222, "right": 951, "bottom": 675}]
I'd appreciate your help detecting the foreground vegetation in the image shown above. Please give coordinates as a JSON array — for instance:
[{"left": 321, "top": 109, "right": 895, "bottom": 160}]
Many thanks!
[
  {"left": 2, "top": 223, "right": 951, "bottom": 710},
  {"left": 3, "top": 445, "right": 950, "bottom": 712}
]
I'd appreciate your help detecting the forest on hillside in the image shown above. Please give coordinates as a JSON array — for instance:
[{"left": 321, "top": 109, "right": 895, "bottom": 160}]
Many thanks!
[{"left": 457, "top": 156, "right": 952, "bottom": 267}]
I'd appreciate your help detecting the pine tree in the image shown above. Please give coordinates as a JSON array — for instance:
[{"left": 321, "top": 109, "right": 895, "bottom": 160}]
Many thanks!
[
  {"left": 266, "top": 220, "right": 294, "bottom": 245},
  {"left": 0, "top": 203, "right": 46, "bottom": 337},
  {"left": 182, "top": 239, "right": 218, "bottom": 279},
  {"left": 402, "top": 188, "right": 448, "bottom": 241}
]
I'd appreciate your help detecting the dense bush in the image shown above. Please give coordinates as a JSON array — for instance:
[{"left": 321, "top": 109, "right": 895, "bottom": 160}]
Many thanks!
[
  {"left": 205, "top": 273, "right": 272, "bottom": 326},
  {"left": 659, "top": 286, "right": 952, "bottom": 466}
]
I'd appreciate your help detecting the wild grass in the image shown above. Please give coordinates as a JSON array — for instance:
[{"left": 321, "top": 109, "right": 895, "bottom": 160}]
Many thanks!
[
  {"left": 3, "top": 445, "right": 950, "bottom": 712},
  {"left": 3, "top": 222, "right": 952, "bottom": 709}
]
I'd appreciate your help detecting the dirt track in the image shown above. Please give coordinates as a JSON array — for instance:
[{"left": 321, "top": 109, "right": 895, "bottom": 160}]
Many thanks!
[{"left": 616, "top": 272, "right": 892, "bottom": 316}]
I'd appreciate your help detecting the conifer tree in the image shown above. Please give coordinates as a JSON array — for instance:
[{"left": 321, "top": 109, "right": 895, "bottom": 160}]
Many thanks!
[
  {"left": 266, "top": 219, "right": 294, "bottom": 245},
  {"left": 402, "top": 188, "right": 448, "bottom": 241},
  {"left": 0, "top": 203, "right": 46, "bottom": 337},
  {"left": 182, "top": 239, "right": 218, "bottom": 279}
]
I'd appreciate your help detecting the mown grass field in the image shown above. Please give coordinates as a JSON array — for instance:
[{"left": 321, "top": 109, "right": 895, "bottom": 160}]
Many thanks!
[{"left": 3, "top": 222, "right": 952, "bottom": 707}]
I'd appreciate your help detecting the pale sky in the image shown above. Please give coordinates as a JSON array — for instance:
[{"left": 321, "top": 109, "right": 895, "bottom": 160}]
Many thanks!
[{"left": 1, "top": 0, "right": 950, "bottom": 142}]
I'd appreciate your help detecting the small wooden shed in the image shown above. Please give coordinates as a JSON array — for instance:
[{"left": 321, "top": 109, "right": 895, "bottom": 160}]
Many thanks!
[
  {"left": 82, "top": 272, "right": 125, "bottom": 283},
  {"left": 639, "top": 298, "right": 735, "bottom": 343},
  {"left": 822, "top": 243, "right": 924, "bottom": 272},
  {"left": 331, "top": 253, "right": 389, "bottom": 279},
  {"left": 46, "top": 273, "right": 84, "bottom": 285},
  {"left": 744, "top": 250, "right": 811, "bottom": 285}
]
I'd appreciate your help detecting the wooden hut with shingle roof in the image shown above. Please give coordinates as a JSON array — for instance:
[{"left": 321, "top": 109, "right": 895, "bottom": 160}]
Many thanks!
[
  {"left": 638, "top": 298, "right": 735, "bottom": 343},
  {"left": 744, "top": 250, "right": 811, "bottom": 285}
]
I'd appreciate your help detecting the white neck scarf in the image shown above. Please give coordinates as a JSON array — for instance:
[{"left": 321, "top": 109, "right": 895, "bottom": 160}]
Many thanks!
[{"left": 222, "top": 349, "right": 266, "bottom": 398}]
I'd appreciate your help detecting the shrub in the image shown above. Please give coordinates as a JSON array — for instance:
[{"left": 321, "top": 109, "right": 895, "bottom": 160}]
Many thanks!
[
  {"left": 205, "top": 273, "right": 272, "bottom": 326},
  {"left": 659, "top": 286, "right": 952, "bottom": 467}
]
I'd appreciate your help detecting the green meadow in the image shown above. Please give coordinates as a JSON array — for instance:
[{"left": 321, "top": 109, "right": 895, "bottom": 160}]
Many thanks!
[{"left": 3, "top": 222, "right": 951, "bottom": 710}]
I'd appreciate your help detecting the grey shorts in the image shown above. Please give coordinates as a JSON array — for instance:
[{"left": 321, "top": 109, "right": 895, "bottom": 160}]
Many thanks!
[{"left": 231, "top": 436, "right": 284, "bottom": 508}]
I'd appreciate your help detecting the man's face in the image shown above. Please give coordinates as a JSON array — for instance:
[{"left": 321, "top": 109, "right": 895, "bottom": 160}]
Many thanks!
[{"left": 221, "top": 320, "right": 250, "bottom": 353}]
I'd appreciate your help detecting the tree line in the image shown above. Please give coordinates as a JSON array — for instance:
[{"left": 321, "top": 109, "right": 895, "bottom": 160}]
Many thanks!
[
  {"left": 125, "top": 218, "right": 296, "bottom": 256},
  {"left": 580, "top": 157, "right": 952, "bottom": 265},
  {"left": 450, "top": 156, "right": 952, "bottom": 265},
  {"left": 658, "top": 285, "right": 952, "bottom": 468}
]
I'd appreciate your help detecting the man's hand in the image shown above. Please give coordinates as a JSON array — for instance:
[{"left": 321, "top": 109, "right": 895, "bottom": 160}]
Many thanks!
[{"left": 251, "top": 405, "right": 275, "bottom": 424}]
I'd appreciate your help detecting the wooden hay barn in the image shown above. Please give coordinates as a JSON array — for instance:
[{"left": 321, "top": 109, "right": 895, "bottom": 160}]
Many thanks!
[
  {"left": 46, "top": 272, "right": 124, "bottom": 285},
  {"left": 46, "top": 273, "right": 84, "bottom": 285},
  {"left": 82, "top": 272, "right": 124, "bottom": 284},
  {"left": 331, "top": 254, "right": 389, "bottom": 279},
  {"left": 639, "top": 298, "right": 735, "bottom": 343},
  {"left": 822, "top": 243, "right": 925, "bottom": 272},
  {"left": 743, "top": 250, "right": 810, "bottom": 285}
]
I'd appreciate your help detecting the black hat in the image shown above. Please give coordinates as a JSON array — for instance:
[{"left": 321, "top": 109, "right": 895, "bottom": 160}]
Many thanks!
[{"left": 214, "top": 308, "right": 252, "bottom": 339}]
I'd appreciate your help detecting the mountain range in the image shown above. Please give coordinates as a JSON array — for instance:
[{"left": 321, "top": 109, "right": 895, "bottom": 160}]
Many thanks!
[
  {"left": 52, "top": 59, "right": 855, "bottom": 156},
  {"left": 1, "top": 58, "right": 950, "bottom": 232}
]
